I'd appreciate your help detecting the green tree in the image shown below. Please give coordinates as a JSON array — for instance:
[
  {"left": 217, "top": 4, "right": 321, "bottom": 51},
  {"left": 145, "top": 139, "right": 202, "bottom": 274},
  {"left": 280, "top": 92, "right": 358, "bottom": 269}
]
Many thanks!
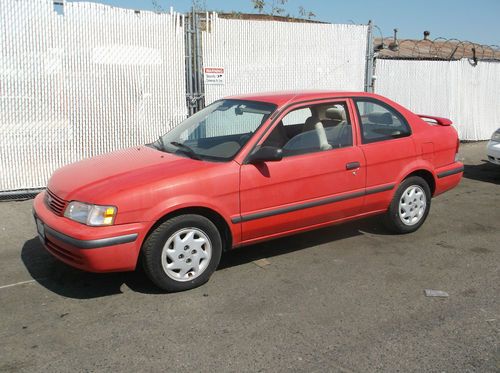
[
  {"left": 298, "top": 5, "right": 316, "bottom": 19},
  {"left": 252, "top": 1, "right": 316, "bottom": 19},
  {"left": 251, "top": 0, "right": 265, "bottom": 13},
  {"left": 270, "top": 0, "right": 287, "bottom": 15}
]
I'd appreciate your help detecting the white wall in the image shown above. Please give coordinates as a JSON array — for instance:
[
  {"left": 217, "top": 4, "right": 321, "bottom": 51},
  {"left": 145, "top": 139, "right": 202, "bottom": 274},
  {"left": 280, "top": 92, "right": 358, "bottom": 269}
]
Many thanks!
[
  {"left": 375, "top": 59, "right": 500, "bottom": 140},
  {"left": 202, "top": 13, "right": 368, "bottom": 105},
  {"left": 0, "top": 0, "right": 186, "bottom": 191}
]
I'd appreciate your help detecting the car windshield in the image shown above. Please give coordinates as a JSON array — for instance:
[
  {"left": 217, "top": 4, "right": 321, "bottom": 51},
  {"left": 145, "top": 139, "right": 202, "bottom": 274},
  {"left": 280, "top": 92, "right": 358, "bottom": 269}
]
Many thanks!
[{"left": 155, "top": 99, "right": 276, "bottom": 161}]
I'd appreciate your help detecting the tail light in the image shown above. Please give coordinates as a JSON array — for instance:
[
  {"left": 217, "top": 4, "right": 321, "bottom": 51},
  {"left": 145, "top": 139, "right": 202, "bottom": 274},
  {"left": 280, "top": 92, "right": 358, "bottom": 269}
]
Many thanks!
[{"left": 455, "top": 138, "right": 460, "bottom": 161}]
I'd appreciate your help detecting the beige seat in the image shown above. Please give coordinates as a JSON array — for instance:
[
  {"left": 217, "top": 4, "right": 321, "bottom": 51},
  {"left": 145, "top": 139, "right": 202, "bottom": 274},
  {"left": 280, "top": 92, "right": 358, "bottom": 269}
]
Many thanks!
[
  {"left": 301, "top": 116, "right": 331, "bottom": 151},
  {"left": 324, "top": 107, "right": 352, "bottom": 148}
]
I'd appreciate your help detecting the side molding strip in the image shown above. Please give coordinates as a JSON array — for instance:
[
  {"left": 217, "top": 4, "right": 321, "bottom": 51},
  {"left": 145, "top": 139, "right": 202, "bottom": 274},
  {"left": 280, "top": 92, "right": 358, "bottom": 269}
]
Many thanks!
[
  {"left": 437, "top": 166, "right": 464, "bottom": 179},
  {"left": 232, "top": 184, "right": 395, "bottom": 224}
]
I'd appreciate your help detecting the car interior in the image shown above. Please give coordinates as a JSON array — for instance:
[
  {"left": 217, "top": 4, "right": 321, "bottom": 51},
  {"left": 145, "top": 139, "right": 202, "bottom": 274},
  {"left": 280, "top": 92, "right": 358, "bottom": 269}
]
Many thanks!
[
  {"left": 177, "top": 101, "right": 355, "bottom": 160},
  {"left": 356, "top": 100, "right": 411, "bottom": 142},
  {"left": 263, "top": 102, "right": 353, "bottom": 156}
]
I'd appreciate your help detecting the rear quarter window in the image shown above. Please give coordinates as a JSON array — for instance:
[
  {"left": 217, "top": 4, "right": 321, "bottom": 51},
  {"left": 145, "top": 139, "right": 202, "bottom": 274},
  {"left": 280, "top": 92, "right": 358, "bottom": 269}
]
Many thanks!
[{"left": 355, "top": 99, "right": 411, "bottom": 144}]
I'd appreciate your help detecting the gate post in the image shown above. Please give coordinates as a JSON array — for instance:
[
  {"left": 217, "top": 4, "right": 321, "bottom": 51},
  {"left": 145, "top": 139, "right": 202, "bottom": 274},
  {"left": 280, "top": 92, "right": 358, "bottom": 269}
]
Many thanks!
[
  {"left": 185, "top": 7, "right": 205, "bottom": 116},
  {"left": 364, "top": 20, "right": 375, "bottom": 93}
]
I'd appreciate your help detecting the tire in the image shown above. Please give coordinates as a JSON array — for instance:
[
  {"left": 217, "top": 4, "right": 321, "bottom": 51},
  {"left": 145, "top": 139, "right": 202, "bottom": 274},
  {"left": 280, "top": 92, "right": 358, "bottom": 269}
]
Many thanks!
[
  {"left": 142, "top": 214, "right": 222, "bottom": 292},
  {"left": 384, "top": 176, "right": 432, "bottom": 234}
]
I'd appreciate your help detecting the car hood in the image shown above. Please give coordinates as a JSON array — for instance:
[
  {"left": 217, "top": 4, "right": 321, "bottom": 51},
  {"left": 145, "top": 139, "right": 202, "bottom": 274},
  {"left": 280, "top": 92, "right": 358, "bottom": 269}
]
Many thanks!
[{"left": 47, "top": 146, "right": 216, "bottom": 203}]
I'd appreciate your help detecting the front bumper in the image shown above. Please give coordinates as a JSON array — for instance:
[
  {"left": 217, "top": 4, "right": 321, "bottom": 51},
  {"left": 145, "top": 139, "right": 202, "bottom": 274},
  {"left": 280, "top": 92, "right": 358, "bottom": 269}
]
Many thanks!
[
  {"left": 33, "top": 192, "right": 148, "bottom": 272},
  {"left": 487, "top": 140, "right": 500, "bottom": 165}
]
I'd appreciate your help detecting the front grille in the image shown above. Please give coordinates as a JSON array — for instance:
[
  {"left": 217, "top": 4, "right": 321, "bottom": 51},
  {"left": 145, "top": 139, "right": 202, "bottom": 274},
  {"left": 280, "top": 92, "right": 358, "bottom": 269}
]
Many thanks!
[{"left": 45, "top": 189, "right": 67, "bottom": 216}]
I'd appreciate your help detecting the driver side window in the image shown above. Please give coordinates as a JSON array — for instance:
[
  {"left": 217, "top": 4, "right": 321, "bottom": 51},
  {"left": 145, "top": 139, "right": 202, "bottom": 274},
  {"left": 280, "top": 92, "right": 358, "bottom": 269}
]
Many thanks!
[{"left": 262, "top": 102, "right": 352, "bottom": 157}]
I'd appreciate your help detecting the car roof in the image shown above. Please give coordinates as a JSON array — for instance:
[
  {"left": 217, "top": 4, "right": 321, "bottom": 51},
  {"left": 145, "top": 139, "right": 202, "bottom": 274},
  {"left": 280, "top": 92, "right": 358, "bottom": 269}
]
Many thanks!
[{"left": 226, "top": 90, "right": 379, "bottom": 107}]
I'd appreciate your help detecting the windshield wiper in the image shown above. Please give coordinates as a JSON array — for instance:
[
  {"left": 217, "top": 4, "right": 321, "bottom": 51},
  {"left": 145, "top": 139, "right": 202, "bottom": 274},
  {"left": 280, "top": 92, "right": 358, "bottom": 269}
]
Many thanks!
[{"left": 170, "top": 142, "right": 202, "bottom": 160}]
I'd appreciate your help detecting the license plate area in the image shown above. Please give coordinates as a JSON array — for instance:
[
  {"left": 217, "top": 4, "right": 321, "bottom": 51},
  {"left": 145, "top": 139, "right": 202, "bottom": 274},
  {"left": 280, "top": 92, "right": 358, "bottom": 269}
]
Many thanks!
[{"left": 35, "top": 217, "right": 45, "bottom": 242}]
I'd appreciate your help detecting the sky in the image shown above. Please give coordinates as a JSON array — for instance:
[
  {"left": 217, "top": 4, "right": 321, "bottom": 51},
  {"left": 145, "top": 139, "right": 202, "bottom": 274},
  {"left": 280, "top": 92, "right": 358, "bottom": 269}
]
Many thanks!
[{"left": 67, "top": 0, "right": 500, "bottom": 45}]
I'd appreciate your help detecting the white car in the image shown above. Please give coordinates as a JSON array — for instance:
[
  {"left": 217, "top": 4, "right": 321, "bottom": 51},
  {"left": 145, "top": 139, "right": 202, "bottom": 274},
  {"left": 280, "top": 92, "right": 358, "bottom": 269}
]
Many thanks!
[{"left": 487, "top": 129, "right": 500, "bottom": 165}]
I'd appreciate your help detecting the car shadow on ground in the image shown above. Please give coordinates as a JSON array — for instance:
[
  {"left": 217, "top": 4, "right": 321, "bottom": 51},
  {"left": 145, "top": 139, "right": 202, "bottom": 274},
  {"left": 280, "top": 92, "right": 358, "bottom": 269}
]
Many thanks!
[
  {"left": 21, "top": 216, "right": 390, "bottom": 299},
  {"left": 463, "top": 161, "right": 500, "bottom": 185}
]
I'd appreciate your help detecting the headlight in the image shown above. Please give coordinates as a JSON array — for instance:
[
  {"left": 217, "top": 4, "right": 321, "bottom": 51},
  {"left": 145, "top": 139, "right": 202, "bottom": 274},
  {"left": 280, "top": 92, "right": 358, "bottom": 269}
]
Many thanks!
[
  {"left": 64, "top": 201, "right": 117, "bottom": 226},
  {"left": 492, "top": 129, "right": 500, "bottom": 142}
]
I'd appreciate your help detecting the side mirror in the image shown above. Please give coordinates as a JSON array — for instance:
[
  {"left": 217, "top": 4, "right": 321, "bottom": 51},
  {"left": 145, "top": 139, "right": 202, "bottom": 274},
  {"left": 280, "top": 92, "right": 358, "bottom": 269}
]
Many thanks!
[{"left": 248, "top": 146, "right": 283, "bottom": 164}]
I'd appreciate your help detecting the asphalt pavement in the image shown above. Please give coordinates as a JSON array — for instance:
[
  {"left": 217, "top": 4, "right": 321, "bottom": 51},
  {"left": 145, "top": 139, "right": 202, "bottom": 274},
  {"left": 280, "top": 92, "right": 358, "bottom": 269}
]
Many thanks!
[{"left": 0, "top": 141, "right": 499, "bottom": 372}]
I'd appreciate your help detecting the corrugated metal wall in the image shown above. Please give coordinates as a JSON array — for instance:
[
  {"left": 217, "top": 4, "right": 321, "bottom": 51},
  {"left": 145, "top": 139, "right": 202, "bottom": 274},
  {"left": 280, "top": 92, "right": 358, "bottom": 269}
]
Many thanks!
[
  {"left": 375, "top": 59, "right": 500, "bottom": 140},
  {"left": 0, "top": 0, "right": 186, "bottom": 192},
  {"left": 201, "top": 13, "right": 368, "bottom": 105}
]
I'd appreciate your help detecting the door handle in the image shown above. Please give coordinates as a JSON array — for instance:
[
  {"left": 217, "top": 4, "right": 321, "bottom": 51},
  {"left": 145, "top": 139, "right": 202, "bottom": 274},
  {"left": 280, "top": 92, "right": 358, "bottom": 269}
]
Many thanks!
[{"left": 346, "top": 162, "right": 360, "bottom": 170}]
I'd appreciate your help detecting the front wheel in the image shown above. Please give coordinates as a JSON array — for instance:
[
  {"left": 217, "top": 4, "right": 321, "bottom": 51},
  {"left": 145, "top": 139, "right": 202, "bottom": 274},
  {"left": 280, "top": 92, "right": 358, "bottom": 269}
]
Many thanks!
[
  {"left": 142, "top": 214, "right": 222, "bottom": 292},
  {"left": 384, "top": 176, "right": 431, "bottom": 234}
]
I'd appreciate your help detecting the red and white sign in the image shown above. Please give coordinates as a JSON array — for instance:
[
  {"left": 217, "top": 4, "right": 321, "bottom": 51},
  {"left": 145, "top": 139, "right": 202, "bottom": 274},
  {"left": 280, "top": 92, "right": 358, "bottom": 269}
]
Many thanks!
[{"left": 204, "top": 67, "right": 225, "bottom": 85}]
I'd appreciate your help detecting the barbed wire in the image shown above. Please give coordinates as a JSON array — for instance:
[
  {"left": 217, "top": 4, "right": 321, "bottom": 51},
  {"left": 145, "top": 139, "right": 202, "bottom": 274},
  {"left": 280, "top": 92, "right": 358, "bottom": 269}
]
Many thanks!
[{"left": 375, "top": 37, "right": 500, "bottom": 61}]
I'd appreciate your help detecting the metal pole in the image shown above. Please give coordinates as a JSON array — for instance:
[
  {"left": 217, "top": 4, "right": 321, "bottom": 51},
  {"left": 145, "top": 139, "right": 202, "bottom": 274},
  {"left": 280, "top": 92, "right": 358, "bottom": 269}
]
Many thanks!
[
  {"left": 195, "top": 12, "right": 205, "bottom": 111},
  {"left": 192, "top": 8, "right": 200, "bottom": 111},
  {"left": 185, "top": 9, "right": 194, "bottom": 115},
  {"left": 364, "top": 20, "right": 375, "bottom": 93}
]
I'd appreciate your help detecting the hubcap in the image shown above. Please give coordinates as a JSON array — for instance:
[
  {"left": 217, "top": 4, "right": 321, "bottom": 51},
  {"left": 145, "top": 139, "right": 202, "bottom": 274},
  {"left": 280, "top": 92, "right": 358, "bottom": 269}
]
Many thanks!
[
  {"left": 398, "top": 185, "right": 427, "bottom": 226},
  {"left": 161, "top": 228, "right": 212, "bottom": 282}
]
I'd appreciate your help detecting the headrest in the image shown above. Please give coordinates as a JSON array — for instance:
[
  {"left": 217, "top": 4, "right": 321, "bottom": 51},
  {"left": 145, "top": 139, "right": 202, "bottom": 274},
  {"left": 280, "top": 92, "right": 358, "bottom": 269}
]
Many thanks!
[
  {"left": 368, "top": 112, "right": 393, "bottom": 125},
  {"left": 305, "top": 115, "right": 320, "bottom": 126},
  {"left": 325, "top": 108, "right": 345, "bottom": 121}
]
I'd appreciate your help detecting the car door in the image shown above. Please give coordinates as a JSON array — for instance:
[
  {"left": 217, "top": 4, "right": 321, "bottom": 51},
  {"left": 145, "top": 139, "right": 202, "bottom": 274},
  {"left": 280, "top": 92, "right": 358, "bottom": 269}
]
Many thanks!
[
  {"left": 238, "top": 99, "right": 366, "bottom": 243},
  {"left": 353, "top": 97, "right": 417, "bottom": 212}
]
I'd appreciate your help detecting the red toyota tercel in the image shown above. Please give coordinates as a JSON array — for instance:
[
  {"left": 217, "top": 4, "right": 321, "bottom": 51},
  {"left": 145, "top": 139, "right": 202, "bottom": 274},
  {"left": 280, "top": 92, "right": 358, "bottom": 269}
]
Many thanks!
[{"left": 33, "top": 91, "right": 463, "bottom": 291}]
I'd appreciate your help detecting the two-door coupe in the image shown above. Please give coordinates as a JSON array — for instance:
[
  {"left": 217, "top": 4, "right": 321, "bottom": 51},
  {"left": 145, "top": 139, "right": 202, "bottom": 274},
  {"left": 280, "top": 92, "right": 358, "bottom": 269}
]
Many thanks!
[{"left": 33, "top": 91, "right": 463, "bottom": 291}]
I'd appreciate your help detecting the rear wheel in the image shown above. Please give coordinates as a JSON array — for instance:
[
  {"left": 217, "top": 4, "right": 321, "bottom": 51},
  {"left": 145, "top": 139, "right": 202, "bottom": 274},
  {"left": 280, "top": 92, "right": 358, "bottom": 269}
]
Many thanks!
[
  {"left": 384, "top": 176, "right": 431, "bottom": 234},
  {"left": 142, "top": 214, "right": 222, "bottom": 292}
]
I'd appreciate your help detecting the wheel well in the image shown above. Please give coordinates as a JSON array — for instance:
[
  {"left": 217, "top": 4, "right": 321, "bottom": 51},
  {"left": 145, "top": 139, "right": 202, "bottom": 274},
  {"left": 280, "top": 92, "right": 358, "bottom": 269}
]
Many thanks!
[
  {"left": 405, "top": 169, "right": 436, "bottom": 195},
  {"left": 145, "top": 207, "right": 233, "bottom": 252}
]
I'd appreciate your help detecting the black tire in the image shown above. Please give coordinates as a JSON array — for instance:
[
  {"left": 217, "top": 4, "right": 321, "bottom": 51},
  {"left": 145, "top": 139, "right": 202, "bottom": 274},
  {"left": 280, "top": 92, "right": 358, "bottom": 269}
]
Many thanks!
[
  {"left": 384, "top": 176, "right": 432, "bottom": 234},
  {"left": 142, "top": 214, "right": 222, "bottom": 292}
]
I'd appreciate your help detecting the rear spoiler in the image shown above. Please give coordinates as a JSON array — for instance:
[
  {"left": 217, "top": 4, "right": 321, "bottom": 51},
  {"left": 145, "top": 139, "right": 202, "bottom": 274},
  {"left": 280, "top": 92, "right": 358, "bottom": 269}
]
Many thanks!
[{"left": 418, "top": 114, "right": 452, "bottom": 126}]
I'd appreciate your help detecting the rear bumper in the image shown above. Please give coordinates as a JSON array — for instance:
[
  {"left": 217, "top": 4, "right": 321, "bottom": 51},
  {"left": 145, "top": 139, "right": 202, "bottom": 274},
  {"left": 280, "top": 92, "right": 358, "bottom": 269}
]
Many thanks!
[
  {"left": 487, "top": 140, "right": 500, "bottom": 165},
  {"left": 434, "top": 162, "right": 464, "bottom": 196},
  {"left": 33, "top": 192, "right": 147, "bottom": 272}
]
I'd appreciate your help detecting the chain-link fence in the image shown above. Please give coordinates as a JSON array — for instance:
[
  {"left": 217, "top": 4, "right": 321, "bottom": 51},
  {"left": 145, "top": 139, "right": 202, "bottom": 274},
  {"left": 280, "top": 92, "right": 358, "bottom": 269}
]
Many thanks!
[
  {"left": 201, "top": 13, "right": 368, "bottom": 105},
  {"left": 2, "top": 1, "right": 499, "bottom": 200},
  {"left": 374, "top": 58, "right": 500, "bottom": 141},
  {"left": 1, "top": 3, "right": 370, "bottom": 199},
  {"left": 371, "top": 36, "right": 500, "bottom": 141},
  {"left": 0, "top": 0, "right": 186, "bottom": 199}
]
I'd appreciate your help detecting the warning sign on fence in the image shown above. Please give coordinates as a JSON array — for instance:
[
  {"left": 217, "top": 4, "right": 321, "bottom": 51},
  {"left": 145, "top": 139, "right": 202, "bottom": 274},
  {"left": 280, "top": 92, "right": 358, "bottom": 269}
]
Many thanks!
[{"left": 204, "top": 67, "right": 225, "bottom": 85}]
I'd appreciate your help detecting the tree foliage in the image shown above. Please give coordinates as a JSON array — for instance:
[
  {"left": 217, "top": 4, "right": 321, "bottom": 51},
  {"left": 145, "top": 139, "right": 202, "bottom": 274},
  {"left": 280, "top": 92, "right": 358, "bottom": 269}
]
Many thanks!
[{"left": 252, "top": 0, "right": 316, "bottom": 19}]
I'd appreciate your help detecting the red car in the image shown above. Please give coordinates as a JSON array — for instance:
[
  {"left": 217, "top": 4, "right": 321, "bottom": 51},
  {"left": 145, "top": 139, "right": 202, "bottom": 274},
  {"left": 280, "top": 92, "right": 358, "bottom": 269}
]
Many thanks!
[{"left": 33, "top": 91, "right": 463, "bottom": 291}]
